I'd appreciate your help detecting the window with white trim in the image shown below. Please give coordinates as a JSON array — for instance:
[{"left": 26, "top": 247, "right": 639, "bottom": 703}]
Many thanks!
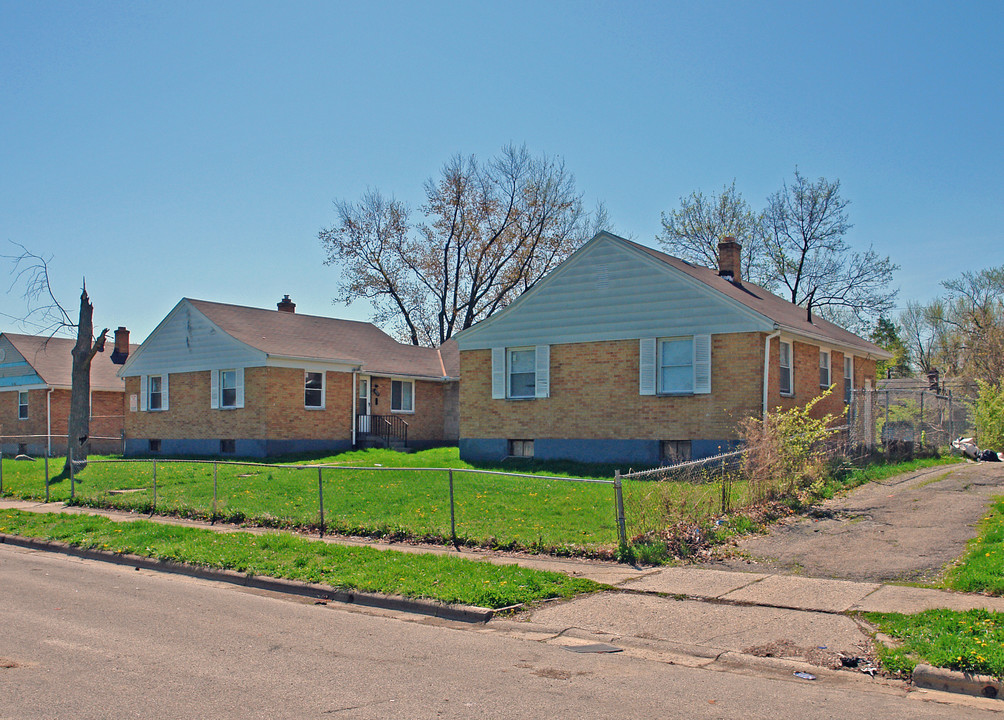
[
  {"left": 507, "top": 348, "right": 536, "bottom": 399},
  {"left": 17, "top": 391, "right": 28, "bottom": 420},
  {"left": 779, "top": 341, "right": 793, "bottom": 396},
  {"left": 639, "top": 335, "right": 711, "bottom": 396},
  {"left": 304, "top": 372, "right": 324, "bottom": 408},
  {"left": 391, "top": 379, "right": 414, "bottom": 412},
  {"left": 659, "top": 337, "right": 694, "bottom": 394},
  {"left": 491, "top": 346, "right": 550, "bottom": 399},
  {"left": 149, "top": 375, "right": 164, "bottom": 410},
  {"left": 819, "top": 350, "right": 831, "bottom": 388},
  {"left": 844, "top": 356, "right": 853, "bottom": 404},
  {"left": 220, "top": 370, "right": 237, "bottom": 408}
]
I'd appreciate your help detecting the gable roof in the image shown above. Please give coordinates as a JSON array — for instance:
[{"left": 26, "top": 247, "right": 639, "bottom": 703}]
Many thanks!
[
  {"left": 456, "top": 232, "right": 890, "bottom": 359},
  {"left": 185, "top": 299, "right": 456, "bottom": 380},
  {"left": 3, "top": 333, "right": 136, "bottom": 392},
  {"left": 618, "top": 237, "right": 890, "bottom": 357}
]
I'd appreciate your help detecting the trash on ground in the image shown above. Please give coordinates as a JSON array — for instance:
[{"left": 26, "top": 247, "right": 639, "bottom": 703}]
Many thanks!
[{"left": 793, "top": 672, "right": 816, "bottom": 680}]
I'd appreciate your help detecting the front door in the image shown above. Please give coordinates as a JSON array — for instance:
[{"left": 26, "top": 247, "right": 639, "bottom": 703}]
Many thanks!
[{"left": 356, "top": 375, "right": 371, "bottom": 433}]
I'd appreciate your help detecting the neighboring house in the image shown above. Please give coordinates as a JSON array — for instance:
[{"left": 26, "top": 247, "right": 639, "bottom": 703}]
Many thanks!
[
  {"left": 118, "top": 297, "right": 459, "bottom": 457},
  {"left": 0, "top": 332, "right": 134, "bottom": 457},
  {"left": 455, "top": 231, "right": 892, "bottom": 465}
]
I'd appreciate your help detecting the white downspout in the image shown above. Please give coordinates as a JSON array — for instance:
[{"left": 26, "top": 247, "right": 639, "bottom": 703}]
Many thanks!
[
  {"left": 351, "top": 371, "right": 357, "bottom": 447},
  {"left": 763, "top": 330, "right": 781, "bottom": 421},
  {"left": 46, "top": 388, "right": 52, "bottom": 457}
]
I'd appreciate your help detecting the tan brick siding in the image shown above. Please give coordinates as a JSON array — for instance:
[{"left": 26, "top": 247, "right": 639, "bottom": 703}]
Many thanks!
[
  {"left": 461, "top": 332, "right": 878, "bottom": 442},
  {"left": 460, "top": 334, "right": 764, "bottom": 442},
  {"left": 125, "top": 368, "right": 352, "bottom": 442},
  {"left": 766, "top": 339, "right": 877, "bottom": 421},
  {"left": 367, "top": 376, "right": 451, "bottom": 445}
]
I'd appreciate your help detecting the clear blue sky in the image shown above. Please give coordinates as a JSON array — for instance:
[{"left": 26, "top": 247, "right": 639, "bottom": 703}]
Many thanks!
[{"left": 2, "top": 1, "right": 1001, "bottom": 343}]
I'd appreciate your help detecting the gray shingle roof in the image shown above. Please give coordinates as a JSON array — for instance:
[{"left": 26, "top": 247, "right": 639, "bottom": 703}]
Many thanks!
[{"left": 622, "top": 238, "right": 891, "bottom": 358}]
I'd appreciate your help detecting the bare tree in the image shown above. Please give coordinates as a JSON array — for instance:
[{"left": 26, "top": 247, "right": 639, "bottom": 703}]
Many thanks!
[
  {"left": 940, "top": 266, "right": 1004, "bottom": 383},
  {"left": 764, "top": 170, "right": 898, "bottom": 330},
  {"left": 5, "top": 244, "right": 108, "bottom": 471},
  {"left": 657, "top": 180, "right": 775, "bottom": 288},
  {"left": 320, "top": 145, "right": 593, "bottom": 345}
]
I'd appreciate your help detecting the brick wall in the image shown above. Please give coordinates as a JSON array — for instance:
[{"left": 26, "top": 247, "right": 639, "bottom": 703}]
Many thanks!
[
  {"left": 461, "top": 332, "right": 879, "bottom": 445},
  {"left": 367, "top": 376, "right": 451, "bottom": 445},
  {"left": 1, "top": 388, "right": 125, "bottom": 455},
  {"left": 460, "top": 334, "right": 764, "bottom": 442},
  {"left": 261, "top": 367, "right": 352, "bottom": 441},
  {"left": 125, "top": 367, "right": 353, "bottom": 442},
  {"left": 766, "top": 339, "right": 877, "bottom": 421}
]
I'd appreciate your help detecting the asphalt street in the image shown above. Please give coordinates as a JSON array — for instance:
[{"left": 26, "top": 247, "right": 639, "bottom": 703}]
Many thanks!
[{"left": 2, "top": 545, "right": 999, "bottom": 719}]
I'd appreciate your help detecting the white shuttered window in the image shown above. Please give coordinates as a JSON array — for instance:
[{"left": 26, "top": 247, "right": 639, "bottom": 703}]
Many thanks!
[
  {"left": 639, "top": 335, "right": 711, "bottom": 395},
  {"left": 490, "top": 345, "right": 550, "bottom": 399}
]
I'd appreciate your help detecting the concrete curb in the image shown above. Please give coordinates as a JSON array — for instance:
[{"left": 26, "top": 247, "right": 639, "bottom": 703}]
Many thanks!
[
  {"left": 912, "top": 663, "right": 1003, "bottom": 700},
  {"left": 0, "top": 533, "right": 497, "bottom": 623}
]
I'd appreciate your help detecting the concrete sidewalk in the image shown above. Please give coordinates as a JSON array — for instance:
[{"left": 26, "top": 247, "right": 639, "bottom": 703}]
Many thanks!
[
  {"left": 4, "top": 497, "right": 1001, "bottom": 616},
  {"left": 6, "top": 496, "right": 1004, "bottom": 693}
]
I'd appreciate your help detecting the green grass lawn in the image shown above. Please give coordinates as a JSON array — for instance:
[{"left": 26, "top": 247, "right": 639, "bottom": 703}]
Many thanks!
[
  {"left": 866, "top": 609, "right": 1004, "bottom": 677},
  {"left": 0, "top": 448, "right": 631, "bottom": 553},
  {"left": 944, "top": 495, "right": 1004, "bottom": 595},
  {"left": 1, "top": 448, "right": 958, "bottom": 559},
  {"left": 0, "top": 508, "right": 603, "bottom": 609}
]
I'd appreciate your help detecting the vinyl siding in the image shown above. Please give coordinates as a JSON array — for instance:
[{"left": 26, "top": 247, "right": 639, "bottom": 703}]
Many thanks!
[{"left": 457, "top": 237, "right": 771, "bottom": 350}]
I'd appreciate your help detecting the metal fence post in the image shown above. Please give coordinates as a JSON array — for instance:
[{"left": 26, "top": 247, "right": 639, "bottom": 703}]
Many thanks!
[
  {"left": 69, "top": 447, "right": 75, "bottom": 500},
  {"left": 212, "top": 462, "right": 218, "bottom": 524},
  {"left": 44, "top": 454, "right": 49, "bottom": 503},
  {"left": 317, "top": 465, "right": 325, "bottom": 538},
  {"left": 151, "top": 459, "right": 157, "bottom": 514},
  {"left": 614, "top": 470, "right": 627, "bottom": 549},
  {"left": 949, "top": 390, "right": 954, "bottom": 440},
  {"left": 448, "top": 469, "right": 457, "bottom": 547},
  {"left": 318, "top": 466, "right": 325, "bottom": 538},
  {"left": 0, "top": 450, "right": 3, "bottom": 495},
  {"left": 919, "top": 391, "right": 925, "bottom": 448}
]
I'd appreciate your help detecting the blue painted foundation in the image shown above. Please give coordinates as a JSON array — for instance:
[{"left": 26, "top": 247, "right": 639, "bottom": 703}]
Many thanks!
[
  {"left": 460, "top": 437, "right": 739, "bottom": 465},
  {"left": 124, "top": 438, "right": 352, "bottom": 458}
]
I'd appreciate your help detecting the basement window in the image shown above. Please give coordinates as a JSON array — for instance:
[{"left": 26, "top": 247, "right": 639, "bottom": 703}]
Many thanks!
[
  {"left": 148, "top": 439, "right": 161, "bottom": 454},
  {"left": 220, "top": 439, "right": 236, "bottom": 455},
  {"left": 660, "top": 440, "right": 692, "bottom": 465},
  {"left": 508, "top": 439, "right": 534, "bottom": 458}
]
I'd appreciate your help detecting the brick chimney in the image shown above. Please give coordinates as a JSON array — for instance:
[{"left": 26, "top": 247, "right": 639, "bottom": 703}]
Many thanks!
[
  {"left": 718, "top": 237, "right": 742, "bottom": 284},
  {"left": 111, "top": 327, "right": 130, "bottom": 365},
  {"left": 277, "top": 295, "right": 296, "bottom": 313}
]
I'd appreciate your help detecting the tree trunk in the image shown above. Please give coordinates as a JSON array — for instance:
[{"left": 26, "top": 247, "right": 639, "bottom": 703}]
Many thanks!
[{"left": 64, "top": 286, "right": 107, "bottom": 474}]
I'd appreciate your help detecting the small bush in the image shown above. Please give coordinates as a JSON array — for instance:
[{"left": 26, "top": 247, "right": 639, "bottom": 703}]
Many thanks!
[
  {"left": 974, "top": 379, "right": 1004, "bottom": 450},
  {"left": 737, "top": 389, "right": 843, "bottom": 502}
]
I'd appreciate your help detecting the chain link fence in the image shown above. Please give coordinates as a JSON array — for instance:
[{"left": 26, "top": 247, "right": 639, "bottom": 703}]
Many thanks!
[
  {"left": 0, "top": 430, "right": 125, "bottom": 458},
  {"left": 0, "top": 455, "right": 626, "bottom": 552},
  {"left": 848, "top": 388, "right": 975, "bottom": 457}
]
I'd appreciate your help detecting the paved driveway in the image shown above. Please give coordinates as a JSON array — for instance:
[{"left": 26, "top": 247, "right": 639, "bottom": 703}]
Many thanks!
[{"left": 702, "top": 461, "right": 1004, "bottom": 582}]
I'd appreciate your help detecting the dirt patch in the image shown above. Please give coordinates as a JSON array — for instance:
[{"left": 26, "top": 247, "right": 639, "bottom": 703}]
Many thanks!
[{"left": 703, "top": 462, "right": 1004, "bottom": 583}]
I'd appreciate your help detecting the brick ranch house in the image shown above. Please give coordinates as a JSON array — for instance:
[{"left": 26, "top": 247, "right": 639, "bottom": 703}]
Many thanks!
[
  {"left": 119, "top": 297, "right": 459, "bottom": 457},
  {"left": 0, "top": 332, "right": 135, "bottom": 457},
  {"left": 455, "top": 231, "right": 892, "bottom": 465}
]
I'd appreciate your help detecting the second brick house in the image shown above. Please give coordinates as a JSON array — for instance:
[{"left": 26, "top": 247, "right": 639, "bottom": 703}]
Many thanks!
[
  {"left": 455, "top": 231, "right": 891, "bottom": 465},
  {"left": 0, "top": 332, "right": 135, "bottom": 456},
  {"left": 119, "top": 297, "right": 459, "bottom": 457}
]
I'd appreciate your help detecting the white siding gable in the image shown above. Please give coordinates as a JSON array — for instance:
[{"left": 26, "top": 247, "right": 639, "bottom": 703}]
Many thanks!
[
  {"left": 120, "top": 300, "right": 266, "bottom": 377},
  {"left": 457, "top": 235, "right": 771, "bottom": 350}
]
